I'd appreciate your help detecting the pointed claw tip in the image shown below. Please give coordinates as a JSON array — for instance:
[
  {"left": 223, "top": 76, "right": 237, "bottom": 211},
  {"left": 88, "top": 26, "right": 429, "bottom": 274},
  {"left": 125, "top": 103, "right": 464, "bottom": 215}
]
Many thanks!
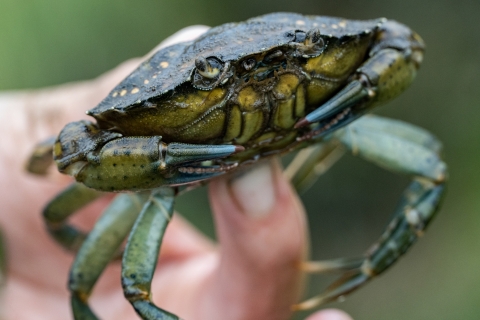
[
  {"left": 294, "top": 117, "right": 310, "bottom": 129},
  {"left": 291, "top": 302, "right": 311, "bottom": 312},
  {"left": 298, "top": 261, "right": 327, "bottom": 273},
  {"left": 291, "top": 299, "right": 322, "bottom": 311},
  {"left": 298, "top": 261, "right": 316, "bottom": 272},
  {"left": 291, "top": 304, "right": 302, "bottom": 312},
  {"left": 234, "top": 145, "right": 245, "bottom": 153}
]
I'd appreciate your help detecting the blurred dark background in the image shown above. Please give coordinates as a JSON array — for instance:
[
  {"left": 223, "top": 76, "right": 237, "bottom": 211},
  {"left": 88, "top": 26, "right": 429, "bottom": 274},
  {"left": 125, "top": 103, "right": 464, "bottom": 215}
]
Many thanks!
[{"left": 2, "top": 0, "right": 479, "bottom": 319}]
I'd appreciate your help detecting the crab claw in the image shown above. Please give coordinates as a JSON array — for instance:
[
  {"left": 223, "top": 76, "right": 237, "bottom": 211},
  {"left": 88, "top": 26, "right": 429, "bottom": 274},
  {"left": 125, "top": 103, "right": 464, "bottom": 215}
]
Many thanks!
[
  {"left": 294, "top": 78, "right": 373, "bottom": 129},
  {"left": 164, "top": 143, "right": 244, "bottom": 166}
]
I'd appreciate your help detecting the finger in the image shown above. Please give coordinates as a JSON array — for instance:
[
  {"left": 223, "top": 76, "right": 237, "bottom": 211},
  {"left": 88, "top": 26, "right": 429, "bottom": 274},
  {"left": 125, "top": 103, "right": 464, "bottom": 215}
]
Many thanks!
[
  {"left": 305, "top": 309, "right": 353, "bottom": 320},
  {"left": 7, "top": 25, "right": 212, "bottom": 222},
  {"left": 1, "top": 26, "right": 213, "bottom": 294},
  {"left": 200, "top": 159, "right": 308, "bottom": 320},
  {"left": 1, "top": 25, "right": 215, "bottom": 320}
]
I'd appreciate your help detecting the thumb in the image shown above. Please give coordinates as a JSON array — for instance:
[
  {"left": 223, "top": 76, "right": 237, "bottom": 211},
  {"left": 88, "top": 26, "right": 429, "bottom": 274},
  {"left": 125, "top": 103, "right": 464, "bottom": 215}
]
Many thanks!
[{"left": 203, "top": 159, "right": 308, "bottom": 320}]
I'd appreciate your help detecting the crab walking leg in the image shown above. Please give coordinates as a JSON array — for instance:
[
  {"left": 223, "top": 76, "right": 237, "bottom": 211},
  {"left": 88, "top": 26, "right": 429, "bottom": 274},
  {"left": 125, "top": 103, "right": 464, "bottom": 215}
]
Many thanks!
[
  {"left": 347, "top": 115, "right": 443, "bottom": 154},
  {"left": 299, "top": 257, "right": 364, "bottom": 274},
  {"left": 285, "top": 141, "right": 345, "bottom": 194},
  {"left": 43, "top": 183, "right": 103, "bottom": 252},
  {"left": 121, "top": 188, "right": 179, "bottom": 320},
  {"left": 337, "top": 117, "right": 446, "bottom": 180},
  {"left": 69, "top": 193, "right": 148, "bottom": 320},
  {"left": 293, "top": 118, "right": 447, "bottom": 310},
  {"left": 286, "top": 114, "right": 441, "bottom": 195},
  {"left": 298, "top": 181, "right": 433, "bottom": 274}
]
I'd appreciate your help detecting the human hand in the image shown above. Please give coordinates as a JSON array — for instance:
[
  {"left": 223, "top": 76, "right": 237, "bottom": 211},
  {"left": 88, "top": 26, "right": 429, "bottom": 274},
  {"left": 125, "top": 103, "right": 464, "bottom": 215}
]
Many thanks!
[{"left": 0, "top": 26, "right": 352, "bottom": 320}]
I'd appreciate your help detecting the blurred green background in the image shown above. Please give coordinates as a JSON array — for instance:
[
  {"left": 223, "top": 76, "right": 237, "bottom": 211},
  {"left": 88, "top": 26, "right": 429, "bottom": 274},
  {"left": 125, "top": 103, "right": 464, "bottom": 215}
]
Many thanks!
[{"left": 2, "top": 0, "right": 479, "bottom": 319}]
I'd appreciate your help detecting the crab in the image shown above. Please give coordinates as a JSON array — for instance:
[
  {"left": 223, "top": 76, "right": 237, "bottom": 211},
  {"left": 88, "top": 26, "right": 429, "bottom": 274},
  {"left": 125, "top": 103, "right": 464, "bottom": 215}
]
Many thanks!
[{"left": 27, "top": 12, "right": 447, "bottom": 320}]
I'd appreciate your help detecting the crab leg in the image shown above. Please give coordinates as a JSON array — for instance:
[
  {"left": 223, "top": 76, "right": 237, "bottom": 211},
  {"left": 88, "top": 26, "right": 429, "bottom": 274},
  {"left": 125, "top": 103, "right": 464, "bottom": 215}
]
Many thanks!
[
  {"left": 43, "top": 183, "right": 103, "bottom": 252},
  {"left": 164, "top": 142, "right": 243, "bottom": 166},
  {"left": 293, "top": 116, "right": 447, "bottom": 310},
  {"left": 121, "top": 187, "right": 179, "bottom": 320},
  {"left": 299, "top": 257, "right": 363, "bottom": 274},
  {"left": 337, "top": 116, "right": 446, "bottom": 181},
  {"left": 69, "top": 192, "right": 148, "bottom": 319},
  {"left": 343, "top": 115, "right": 443, "bottom": 153},
  {"left": 294, "top": 79, "right": 372, "bottom": 128},
  {"left": 287, "top": 114, "right": 440, "bottom": 195},
  {"left": 285, "top": 141, "right": 345, "bottom": 194}
]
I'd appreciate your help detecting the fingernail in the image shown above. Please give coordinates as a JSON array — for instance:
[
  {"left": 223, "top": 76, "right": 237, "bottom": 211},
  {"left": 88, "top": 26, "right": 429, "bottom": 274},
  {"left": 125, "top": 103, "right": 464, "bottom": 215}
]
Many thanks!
[
  {"left": 229, "top": 161, "right": 276, "bottom": 219},
  {"left": 306, "top": 309, "right": 354, "bottom": 320}
]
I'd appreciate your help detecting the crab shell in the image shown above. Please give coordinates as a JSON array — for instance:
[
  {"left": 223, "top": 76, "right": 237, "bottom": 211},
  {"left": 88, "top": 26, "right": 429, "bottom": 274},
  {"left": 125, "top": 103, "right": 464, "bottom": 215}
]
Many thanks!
[{"left": 87, "top": 13, "right": 387, "bottom": 144}]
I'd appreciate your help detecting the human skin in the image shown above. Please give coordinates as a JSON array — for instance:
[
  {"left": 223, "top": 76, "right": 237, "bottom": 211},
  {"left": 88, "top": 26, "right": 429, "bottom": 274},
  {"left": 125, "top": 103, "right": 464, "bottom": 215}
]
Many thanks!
[{"left": 0, "top": 26, "right": 352, "bottom": 320}]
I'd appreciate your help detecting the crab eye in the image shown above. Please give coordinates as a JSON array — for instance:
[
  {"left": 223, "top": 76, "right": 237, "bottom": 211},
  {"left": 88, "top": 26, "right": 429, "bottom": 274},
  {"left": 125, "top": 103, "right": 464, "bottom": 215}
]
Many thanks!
[
  {"left": 294, "top": 30, "right": 307, "bottom": 43},
  {"left": 294, "top": 28, "right": 326, "bottom": 58},
  {"left": 193, "top": 57, "right": 228, "bottom": 90},
  {"left": 306, "top": 28, "right": 323, "bottom": 46},
  {"left": 195, "top": 57, "right": 221, "bottom": 79},
  {"left": 242, "top": 58, "right": 256, "bottom": 71}
]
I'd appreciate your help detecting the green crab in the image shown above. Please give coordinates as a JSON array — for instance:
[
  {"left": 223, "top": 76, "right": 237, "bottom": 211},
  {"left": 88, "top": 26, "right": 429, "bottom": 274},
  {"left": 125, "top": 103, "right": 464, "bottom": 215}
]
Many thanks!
[{"left": 27, "top": 12, "right": 447, "bottom": 320}]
